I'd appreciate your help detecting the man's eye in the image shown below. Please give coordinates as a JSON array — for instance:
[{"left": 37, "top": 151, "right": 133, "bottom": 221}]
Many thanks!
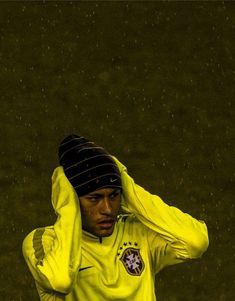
[
  {"left": 88, "top": 197, "right": 99, "bottom": 202},
  {"left": 110, "top": 192, "right": 120, "bottom": 199}
]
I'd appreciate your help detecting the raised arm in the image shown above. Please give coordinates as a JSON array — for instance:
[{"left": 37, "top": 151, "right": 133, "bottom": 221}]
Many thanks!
[
  {"left": 22, "top": 167, "right": 82, "bottom": 294},
  {"left": 113, "top": 157, "right": 209, "bottom": 261}
]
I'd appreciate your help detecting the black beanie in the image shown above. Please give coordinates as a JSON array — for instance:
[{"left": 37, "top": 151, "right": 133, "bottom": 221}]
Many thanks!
[{"left": 58, "top": 134, "right": 122, "bottom": 197}]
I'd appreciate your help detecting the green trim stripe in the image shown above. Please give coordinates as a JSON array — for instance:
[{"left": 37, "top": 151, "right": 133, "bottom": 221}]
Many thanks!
[{"left": 33, "top": 228, "right": 45, "bottom": 265}]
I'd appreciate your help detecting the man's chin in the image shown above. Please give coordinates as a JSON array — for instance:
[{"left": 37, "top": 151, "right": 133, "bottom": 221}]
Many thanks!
[
  {"left": 98, "top": 231, "right": 113, "bottom": 237},
  {"left": 96, "top": 224, "right": 115, "bottom": 237}
]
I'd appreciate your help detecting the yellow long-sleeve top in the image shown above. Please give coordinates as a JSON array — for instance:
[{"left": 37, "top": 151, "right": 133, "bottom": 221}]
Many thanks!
[{"left": 22, "top": 160, "right": 209, "bottom": 301}]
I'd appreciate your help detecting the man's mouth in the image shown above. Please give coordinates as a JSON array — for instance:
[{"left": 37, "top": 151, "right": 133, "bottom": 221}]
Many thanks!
[{"left": 98, "top": 219, "right": 115, "bottom": 229}]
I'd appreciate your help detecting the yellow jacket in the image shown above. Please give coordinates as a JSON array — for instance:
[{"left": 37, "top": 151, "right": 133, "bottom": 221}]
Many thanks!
[{"left": 22, "top": 158, "right": 209, "bottom": 300}]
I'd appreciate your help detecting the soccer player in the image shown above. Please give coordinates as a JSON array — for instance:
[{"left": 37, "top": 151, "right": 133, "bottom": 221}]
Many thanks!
[{"left": 22, "top": 134, "right": 209, "bottom": 301}]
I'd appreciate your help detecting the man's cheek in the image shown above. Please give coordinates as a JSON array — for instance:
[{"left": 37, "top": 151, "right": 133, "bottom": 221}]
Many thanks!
[{"left": 87, "top": 208, "right": 95, "bottom": 218}]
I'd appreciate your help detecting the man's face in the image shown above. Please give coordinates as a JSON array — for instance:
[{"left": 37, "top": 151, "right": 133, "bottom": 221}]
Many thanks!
[{"left": 79, "top": 187, "right": 121, "bottom": 237}]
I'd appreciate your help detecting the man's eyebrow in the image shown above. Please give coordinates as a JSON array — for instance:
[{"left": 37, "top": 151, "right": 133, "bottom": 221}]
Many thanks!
[
  {"left": 87, "top": 192, "right": 103, "bottom": 197},
  {"left": 109, "top": 188, "right": 121, "bottom": 195}
]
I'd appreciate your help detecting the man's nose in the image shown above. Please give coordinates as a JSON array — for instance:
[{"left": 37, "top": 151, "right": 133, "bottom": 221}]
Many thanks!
[{"left": 100, "top": 198, "right": 112, "bottom": 214}]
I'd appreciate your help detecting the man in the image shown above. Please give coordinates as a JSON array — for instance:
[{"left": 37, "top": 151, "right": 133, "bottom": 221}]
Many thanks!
[{"left": 23, "top": 134, "right": 209, "bottom": 301}]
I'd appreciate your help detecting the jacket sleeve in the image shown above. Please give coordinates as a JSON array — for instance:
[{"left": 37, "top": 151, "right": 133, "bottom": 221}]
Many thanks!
[
  {"left": 113, "top": 157, "right": 209, "bottom": 263},
  {"left": 22, "top": 166, "right": 82, "bottom": 294}
]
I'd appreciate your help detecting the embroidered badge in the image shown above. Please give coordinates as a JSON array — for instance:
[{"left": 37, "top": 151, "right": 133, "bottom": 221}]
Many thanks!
[{"left": 120, "top": 247, "right": 144, "bottom": 276}]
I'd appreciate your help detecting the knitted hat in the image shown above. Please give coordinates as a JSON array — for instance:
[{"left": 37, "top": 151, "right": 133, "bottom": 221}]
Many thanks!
[{"left": 58, "top": 134, "right": 122, "bottom": 197}]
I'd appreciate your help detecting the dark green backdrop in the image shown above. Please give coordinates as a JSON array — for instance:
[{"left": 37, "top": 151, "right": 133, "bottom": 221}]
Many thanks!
[{"left": 0, "top": 1, "right": 234, "bottom": 300}]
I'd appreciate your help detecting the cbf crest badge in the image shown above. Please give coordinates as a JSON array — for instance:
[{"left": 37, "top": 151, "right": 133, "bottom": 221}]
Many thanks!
[{"left": 120, "top": 248, "right": 145, "bottom": 276}]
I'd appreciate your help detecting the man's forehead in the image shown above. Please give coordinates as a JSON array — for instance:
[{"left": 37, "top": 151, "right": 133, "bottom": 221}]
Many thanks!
[{"left": 87, "top": 187, "right": 120, "bottom": 195}]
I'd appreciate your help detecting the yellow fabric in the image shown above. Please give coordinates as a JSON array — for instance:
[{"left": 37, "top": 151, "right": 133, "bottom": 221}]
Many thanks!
[
  {"left": 22, "top": 162, "right": 209, "bottom": 301},
  {"left": 113, "top": 157, "right": 209, "bottom": 260}
]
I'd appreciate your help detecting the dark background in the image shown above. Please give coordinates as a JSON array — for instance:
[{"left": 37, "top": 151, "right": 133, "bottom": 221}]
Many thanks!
[{"left": 0, "top": 1, "right": 234, "bottom": 300}]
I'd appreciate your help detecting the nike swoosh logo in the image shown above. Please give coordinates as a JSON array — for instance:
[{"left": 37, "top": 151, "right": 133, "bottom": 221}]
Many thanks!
[
  {"left": 79, "top": 266, "right": 93, "bottom": 272},
  {"left": 110, "top": 178, "right": 117, "bottom": 182}
]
